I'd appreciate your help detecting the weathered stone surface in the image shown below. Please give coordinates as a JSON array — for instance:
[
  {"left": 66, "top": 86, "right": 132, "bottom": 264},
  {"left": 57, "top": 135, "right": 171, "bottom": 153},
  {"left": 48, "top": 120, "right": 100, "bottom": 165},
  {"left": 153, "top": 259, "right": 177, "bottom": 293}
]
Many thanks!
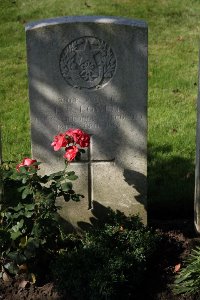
[
  {"left": 26, "top": 16, "right": 148, "bottom": 228},
  {"left": 0, "top": 129, "right": 3, "bottom": 203}
]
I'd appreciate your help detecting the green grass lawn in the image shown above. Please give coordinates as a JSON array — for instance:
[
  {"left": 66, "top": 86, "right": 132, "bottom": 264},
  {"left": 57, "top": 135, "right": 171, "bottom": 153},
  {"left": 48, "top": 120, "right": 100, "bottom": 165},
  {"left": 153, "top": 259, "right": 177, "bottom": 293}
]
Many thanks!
[{"left": 1, "top": 0, "right": 200, "bottom": 219}]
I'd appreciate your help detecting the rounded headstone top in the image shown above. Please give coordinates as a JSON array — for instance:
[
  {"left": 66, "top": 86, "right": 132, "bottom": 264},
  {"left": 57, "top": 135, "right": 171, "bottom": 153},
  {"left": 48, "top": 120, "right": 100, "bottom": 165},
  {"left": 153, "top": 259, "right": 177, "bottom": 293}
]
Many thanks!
[{"left": 25, "top": 15, "right": 147, "bottom": 31}]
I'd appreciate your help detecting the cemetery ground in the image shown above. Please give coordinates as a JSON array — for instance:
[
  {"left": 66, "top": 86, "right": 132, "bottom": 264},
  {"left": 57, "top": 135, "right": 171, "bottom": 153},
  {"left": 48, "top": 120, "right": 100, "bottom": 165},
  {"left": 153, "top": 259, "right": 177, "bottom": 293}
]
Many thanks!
[
  {"left": 1, "top": 0, "right": 200, "bottom": 299},
  {"left": 0, "top": 208, "right": 199, "bottom": 300}
]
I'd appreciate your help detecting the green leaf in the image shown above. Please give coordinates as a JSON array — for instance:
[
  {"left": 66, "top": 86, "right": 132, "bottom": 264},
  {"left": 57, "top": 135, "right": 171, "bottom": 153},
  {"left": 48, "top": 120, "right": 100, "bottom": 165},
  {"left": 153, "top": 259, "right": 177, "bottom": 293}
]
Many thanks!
[
  {"left": 32, "top": 162, "right": 41, "bottom": 167},
  {"left": 67, "top": 171, "right": 75, "bottom": 176},
  {"left": 71, "top": 194, "right": 81, "bottom": 202},
  {"left": 10, "top": 220, "right": 24, "bottom": 239},
  {"left": 56, "top": 181, "right": 61, "bottom": 188},
  {"left": 27, "top": 168, "right": 38, "bottom": 175},
  {"left": 74, "top": 152, "right": 81, "bottom": 161},
  {"left": 19, "top": 236, "right": 27, "bottom": 247},
  {"left": 18, "top": 166, "right": 27, "bottom": 173},
  {"left": 24, "top": 210, "right": 34, "bottom": 218},
  {"left": 10, "top": 231, "right": 21, "bottom": 240},
  {"left": 24, "top": 238, "right": 40, "bottom": 258},
  {"left": 27, "top": 238, "right": 40, "bottom": 249},
  {"left": 63, "top": 194, "right": 71, "bottom": 202},
  {"left": 61, "top": 182, "right": 72, "bottom": 192},
  {"left": 24, "top": 248, "right": 35, "bottom": 259},
  {"left": 46, "top": 192, "right": 55, "bottom": 200},
  {"left": 4, "top": 262, "right": 19, "bottom": 275},
  {"left": 25, "top": 208, "right": 35, "bottom": 215},
  {"left": 175, "top": 272, "right": 191, "bottom": 284},
  {"left": 2, "top": 170, "right": 13, "bottom": 179},
  {"left": 11, "top": 219, "right": 24, "bottom": 232},
  {"left": 17, "top": 186, "right": 26, "bottom": 193},
  {"left": 39, "top": 175, "right": 48, "bottom": 183},
  {"left": 66, "top": 174, "right": 78, "bottom": 181},
  {"left": 48, "top": 171, "right": 64, "bottom": 181},
  {"left": 8, "top": 251, "right": 26, "bottom": 264},
  {"left": 12, "top": 203, "right": 24, "bottom": 211},
  {"left": 4, "top": 211, "right": 12, "bottom": 219},
  {"left": 79, "top": 149, "right": 86, "bottom": 153},
  {"left": 25, "top": 203, "right": 35, "bottom": 211},
  {"left": 11, "top": 211, "right": 25, "bottom": 219},
  {"left": 22, "top": 187, "right": 32, "bottom": 199},
  {"left": 22, "top": 177, "right": 27, "bottom": 184}
]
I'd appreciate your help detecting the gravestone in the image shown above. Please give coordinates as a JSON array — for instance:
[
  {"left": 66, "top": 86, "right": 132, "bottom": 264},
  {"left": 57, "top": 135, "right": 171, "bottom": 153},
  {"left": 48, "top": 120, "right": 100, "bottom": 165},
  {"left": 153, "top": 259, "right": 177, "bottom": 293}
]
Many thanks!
[
  {"left": 26, "top": 16, "right": 148, "bottom": 228},
  {"left": 0, "top": 129, "right": 3, "bottom": 203},
  {"left": 195, "top": 54, "right": 200, "bottom": 233}
]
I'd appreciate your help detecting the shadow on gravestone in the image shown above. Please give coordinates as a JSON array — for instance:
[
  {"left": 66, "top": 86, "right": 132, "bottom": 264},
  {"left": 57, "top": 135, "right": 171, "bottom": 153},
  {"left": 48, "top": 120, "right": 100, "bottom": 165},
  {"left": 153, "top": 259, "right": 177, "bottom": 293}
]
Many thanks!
[
  {"left": 123, "top": 169, "right": 147, "bottom": 210},
  {"left": 26, "top": 23, "right": 147, "bottom": 170},
  {"left": 77, "top": 201, "right": 144, "bottom": 231},
  {"left": 57, "top": 169, "right": 146, "bottom": 232},
  {"left": 56, "top": 201, "right": 123, "bottom": 232},
  {"left": 82, "top": 167, "right": 147, "bottom": 227},
  {"left": 56, "top": 201, "right": 144, "bottom": 233},
  {"left": 77, "top": 201, "right": 115, "bottom": 231}
]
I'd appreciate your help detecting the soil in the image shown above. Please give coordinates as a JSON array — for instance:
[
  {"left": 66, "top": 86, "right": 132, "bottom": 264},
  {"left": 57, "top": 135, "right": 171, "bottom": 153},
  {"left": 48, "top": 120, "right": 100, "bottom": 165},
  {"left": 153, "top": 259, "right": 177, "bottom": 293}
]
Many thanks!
[
  {"left": 1, "top": 219, "right": 200, "bottom": 300},
  {"left": 145, "top": 219, "right": 200, "bottom": 300}
]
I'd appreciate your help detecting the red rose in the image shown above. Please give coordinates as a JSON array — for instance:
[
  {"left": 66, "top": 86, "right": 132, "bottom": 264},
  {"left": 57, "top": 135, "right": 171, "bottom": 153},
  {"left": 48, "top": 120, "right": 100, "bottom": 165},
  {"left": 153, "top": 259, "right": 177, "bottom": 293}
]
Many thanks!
[
  {"left": 65, "top": 128, "right": 74, "bottom": 138},
  {"left": 16, "top": 158, "right": 38, "bottom": 172},
  {"left": 65, "top": 128, "right": 90, "bottom": 148},
  {"left": 51, "top": 133, "right": 68, "bottom": 151},
  {"left": 63, "top": 146, "right": 78, "bottom": 161}
]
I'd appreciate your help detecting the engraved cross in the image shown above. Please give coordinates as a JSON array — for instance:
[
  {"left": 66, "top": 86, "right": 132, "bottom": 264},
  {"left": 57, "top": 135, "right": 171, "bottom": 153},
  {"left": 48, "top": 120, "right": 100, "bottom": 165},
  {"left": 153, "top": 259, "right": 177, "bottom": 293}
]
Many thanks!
[{"left": 71, "top": 137, "right": 115, "bottom": 209}]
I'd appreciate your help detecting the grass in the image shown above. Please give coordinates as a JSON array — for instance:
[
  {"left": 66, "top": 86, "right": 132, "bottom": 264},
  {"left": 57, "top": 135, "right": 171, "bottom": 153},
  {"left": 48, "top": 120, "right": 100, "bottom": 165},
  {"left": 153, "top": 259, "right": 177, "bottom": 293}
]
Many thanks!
[{"left": 1, "top": 0, "right": 200, "bottom": 219}]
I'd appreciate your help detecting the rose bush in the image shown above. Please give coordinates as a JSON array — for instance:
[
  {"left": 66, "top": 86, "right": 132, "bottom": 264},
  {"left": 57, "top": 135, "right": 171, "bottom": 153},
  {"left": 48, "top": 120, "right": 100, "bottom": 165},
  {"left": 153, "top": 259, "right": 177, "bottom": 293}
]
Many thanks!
[{"left": 0, "top": 128, "right": 90, "bottom": 282}]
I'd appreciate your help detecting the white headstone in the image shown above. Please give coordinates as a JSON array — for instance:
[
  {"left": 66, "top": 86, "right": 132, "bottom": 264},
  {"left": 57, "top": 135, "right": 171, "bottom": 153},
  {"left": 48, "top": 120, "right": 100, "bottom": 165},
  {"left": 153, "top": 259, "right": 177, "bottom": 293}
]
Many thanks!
[
  {"left": 0, "top": 129, "right": 3, "bottom": 203},
  {"left": 195, "top": 54, "right": 200, "bottom": 233},
  {"left": 26, "top": 16, "right": 148, "bottom": 227}
]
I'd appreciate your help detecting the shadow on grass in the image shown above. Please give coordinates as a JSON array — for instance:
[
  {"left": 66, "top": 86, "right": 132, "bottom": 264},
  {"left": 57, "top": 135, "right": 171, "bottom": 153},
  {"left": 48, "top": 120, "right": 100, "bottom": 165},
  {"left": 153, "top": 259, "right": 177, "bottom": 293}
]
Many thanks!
[{"left": 148, "top": 143, "right": 195, "bottom": 220}]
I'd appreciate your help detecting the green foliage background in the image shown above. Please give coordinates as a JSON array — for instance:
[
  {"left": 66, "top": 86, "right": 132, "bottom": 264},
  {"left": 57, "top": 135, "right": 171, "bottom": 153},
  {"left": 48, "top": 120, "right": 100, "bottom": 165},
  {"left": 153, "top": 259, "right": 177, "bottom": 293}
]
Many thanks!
[
  {"left": 52, "top": 212, "right": 161, "bottom": 299},
  {"left": 1, "top": 0, "right": 200, "bottom": 218}
]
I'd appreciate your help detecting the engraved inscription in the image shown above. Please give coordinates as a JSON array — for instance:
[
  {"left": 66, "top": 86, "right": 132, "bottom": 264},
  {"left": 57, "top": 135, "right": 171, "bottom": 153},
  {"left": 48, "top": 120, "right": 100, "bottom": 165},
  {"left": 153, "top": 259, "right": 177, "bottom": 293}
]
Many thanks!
[
  {"left": 48, "top": 96, "right": 139, "bottom": 131},
  {"left": 60, "top": 36, "right": 116, "bottom": 89}
]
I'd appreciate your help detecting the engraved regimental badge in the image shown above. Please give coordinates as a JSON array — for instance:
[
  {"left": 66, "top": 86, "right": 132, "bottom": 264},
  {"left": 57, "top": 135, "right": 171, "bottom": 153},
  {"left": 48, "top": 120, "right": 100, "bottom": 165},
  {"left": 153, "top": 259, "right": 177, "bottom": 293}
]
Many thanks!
[{"left": 60, "top": 36, "right": 116, "bottom": 89}]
